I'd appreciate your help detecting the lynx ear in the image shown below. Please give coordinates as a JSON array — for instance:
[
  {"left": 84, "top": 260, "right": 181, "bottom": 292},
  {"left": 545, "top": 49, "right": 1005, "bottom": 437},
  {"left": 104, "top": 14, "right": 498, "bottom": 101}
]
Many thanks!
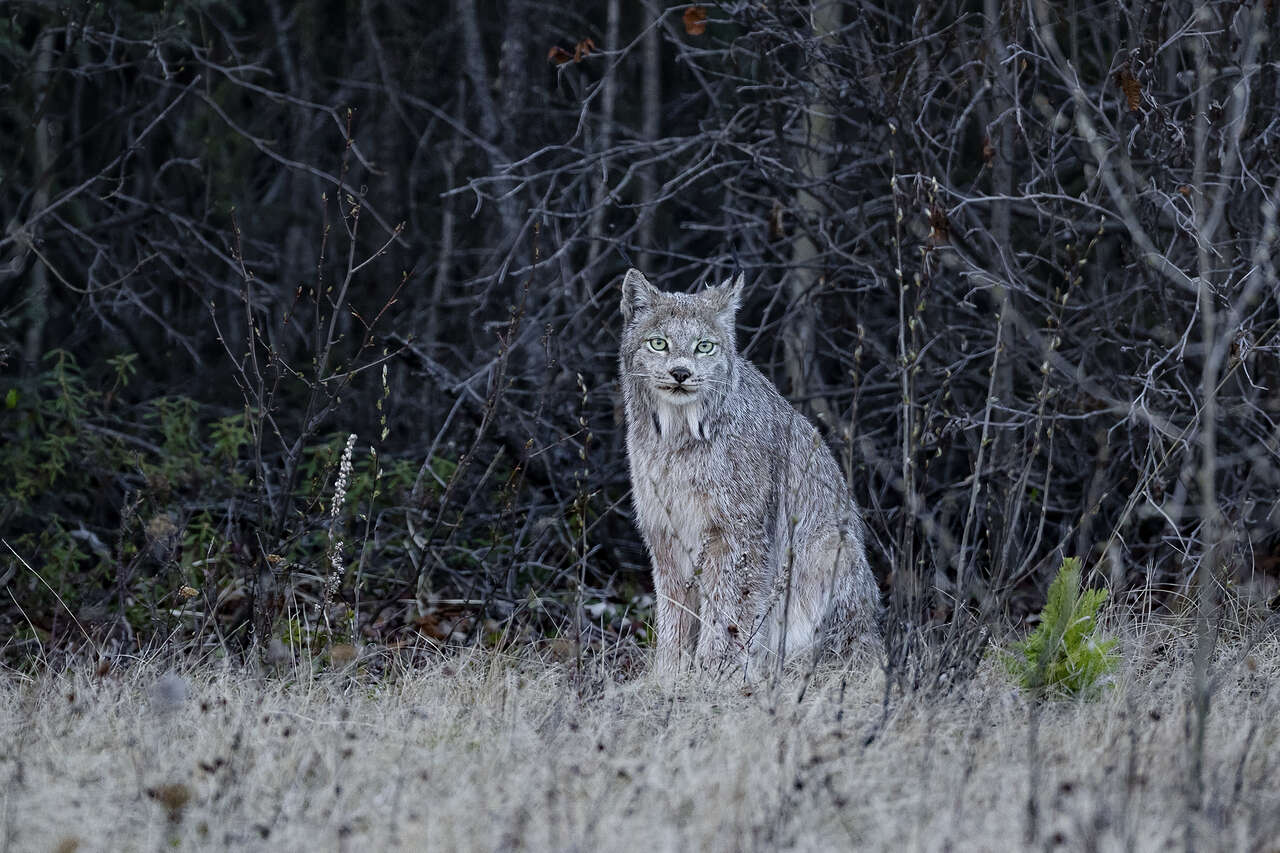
[
  {"left": 620, "top": 268, "right": 660, "bottom": 322},
  {"left": 705, "top": 272, "right": 744, "bottom": 320}
]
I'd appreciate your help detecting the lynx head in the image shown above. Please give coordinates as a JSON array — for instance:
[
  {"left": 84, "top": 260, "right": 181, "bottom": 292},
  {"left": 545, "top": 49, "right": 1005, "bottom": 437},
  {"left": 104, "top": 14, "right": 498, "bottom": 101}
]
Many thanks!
[{"left": 619, "top": 268, "right": 743, "bottom": 412}]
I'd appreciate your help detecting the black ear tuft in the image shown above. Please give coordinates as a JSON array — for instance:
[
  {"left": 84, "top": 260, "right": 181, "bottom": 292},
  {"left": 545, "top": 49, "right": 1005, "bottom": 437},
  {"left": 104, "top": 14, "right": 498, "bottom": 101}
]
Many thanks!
[{"left": 621, "top": 268, "right": 660, "bottom": 321}]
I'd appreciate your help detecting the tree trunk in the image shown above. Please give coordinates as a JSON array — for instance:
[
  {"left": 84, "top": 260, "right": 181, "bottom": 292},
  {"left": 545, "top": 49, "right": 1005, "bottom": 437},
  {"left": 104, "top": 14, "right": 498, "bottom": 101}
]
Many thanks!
[
  {"left": 21, "top": 28, "right": 56, "bottom": 375},
  {"left": 637, "top": 2, "right": 662, "bottom": 272},
  {"left": 782, "top": 1, "right": 839, "bottom": 425},
  {"left": 459, "top": 0, "right": 518, "bottom": 240},
  {"left": 586, "top": 0, "right": 621, "bottom": 296}
]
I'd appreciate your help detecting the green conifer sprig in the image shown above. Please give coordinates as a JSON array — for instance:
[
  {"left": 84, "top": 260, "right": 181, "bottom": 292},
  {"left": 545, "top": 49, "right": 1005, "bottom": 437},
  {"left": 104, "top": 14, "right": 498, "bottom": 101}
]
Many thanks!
[{"left": 1004, "top": 557, "right": 1119, "bottom": 698}]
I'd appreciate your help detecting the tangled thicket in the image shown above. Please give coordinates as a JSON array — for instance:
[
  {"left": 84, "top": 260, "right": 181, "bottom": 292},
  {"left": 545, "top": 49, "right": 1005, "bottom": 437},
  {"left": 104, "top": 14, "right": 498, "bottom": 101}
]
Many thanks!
[{"left": 2, "top": 1, "right": 1278, "bottom": 671}]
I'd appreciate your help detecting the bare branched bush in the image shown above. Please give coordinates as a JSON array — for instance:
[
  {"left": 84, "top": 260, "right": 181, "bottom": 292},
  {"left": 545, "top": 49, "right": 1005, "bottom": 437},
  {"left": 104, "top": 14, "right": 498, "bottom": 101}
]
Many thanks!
[{"left": 1, "top": 2, "right": 1277, "bottom": 685}]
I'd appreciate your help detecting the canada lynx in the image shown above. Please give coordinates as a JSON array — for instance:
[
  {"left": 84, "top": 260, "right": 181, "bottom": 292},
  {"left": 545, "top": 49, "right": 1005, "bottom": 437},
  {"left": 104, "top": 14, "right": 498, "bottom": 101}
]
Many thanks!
[{"left": 620, "top": 268, "right": 881, "bottom": 677}]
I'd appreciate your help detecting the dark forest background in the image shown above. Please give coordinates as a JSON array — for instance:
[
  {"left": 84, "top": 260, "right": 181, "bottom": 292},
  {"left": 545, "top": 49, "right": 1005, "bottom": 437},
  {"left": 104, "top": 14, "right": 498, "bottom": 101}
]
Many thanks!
[{"left": 2, "top": 0, "right": 1278, "bottom": 673}]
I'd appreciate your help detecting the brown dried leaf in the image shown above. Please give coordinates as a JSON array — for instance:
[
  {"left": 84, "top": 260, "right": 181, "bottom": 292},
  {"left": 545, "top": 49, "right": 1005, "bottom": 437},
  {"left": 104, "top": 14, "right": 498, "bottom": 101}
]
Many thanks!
[
  {"left": 547, "top": 45, "right": 573, "bottom": 65},
  {"left": 928, "top": 202, "right": 950, "bottom": 244},
  {"left": 329, "top": 643, "right": 358, "bottom": 667},
  {"left": 683, "top": 6, "right": 708, "bottom": 35},
  {"left": 981, "top": 135, "right": 996, "bottom": 165},
  {"left": 147, "top": 783, "right": 192, "bottom": 822},
  {"left": 573, "top": 38, "right": 596, "bottom": 63},
  {"left": 1116, "top": 67, "right": 1141, "bottom": 112}
]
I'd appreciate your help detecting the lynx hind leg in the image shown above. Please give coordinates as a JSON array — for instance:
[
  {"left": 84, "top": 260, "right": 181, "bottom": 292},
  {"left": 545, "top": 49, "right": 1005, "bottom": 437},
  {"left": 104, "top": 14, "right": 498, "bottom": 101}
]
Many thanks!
[
  {"left": 788, "top": 527, "right": 882, "bottom": 664},
  {"left": 816, "top": 527, "right": 884, "bottom": 660},
  {"left": 737, "top": 549, "right": 820, "bottom": 677},
  {"left": 649, "top": 532, "right": 700, "bottom": 675},
  {"left": 761, "top": 542, "right": 827, "bottom": 668}
]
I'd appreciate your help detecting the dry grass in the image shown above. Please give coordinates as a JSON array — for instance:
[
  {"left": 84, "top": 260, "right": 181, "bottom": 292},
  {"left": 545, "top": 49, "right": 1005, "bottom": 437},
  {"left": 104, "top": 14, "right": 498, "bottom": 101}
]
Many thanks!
[{"left": 2, "top": 621, "right": 1278, "bottom": 853}]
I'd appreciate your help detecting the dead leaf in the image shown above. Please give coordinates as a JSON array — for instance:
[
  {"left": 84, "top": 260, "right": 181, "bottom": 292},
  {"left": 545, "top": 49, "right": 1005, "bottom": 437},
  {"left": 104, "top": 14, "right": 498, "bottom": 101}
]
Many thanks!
[
  {"left": 147, "top": 783, "right": 192, "bottom": 823},
  {"left": 550, "top": 39, "right": 595, "bottom": 65},
  {"left": 1116, "top": 66, "right": 1141, "bottom": 112},
  {"left": 928, "top": 202, "right": 950, "bottom": 244},
  {"left": 683, "top": 6, "right": 708, "bottom": 35},
  {"left": 329, "top": 643, "right": 357, "bottom": 667},
  {"left": 982, "top": 135, "right": 996, "bottom": 165}
]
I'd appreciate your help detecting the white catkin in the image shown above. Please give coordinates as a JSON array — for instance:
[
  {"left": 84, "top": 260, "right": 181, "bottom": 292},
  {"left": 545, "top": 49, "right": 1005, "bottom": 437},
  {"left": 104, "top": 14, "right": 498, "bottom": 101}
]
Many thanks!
[
  {"left": 323, "top": 433, "right": 358, "bottom": 608},
  {"left": 330, "top": 432, "right": 358, "bottom": 526}
]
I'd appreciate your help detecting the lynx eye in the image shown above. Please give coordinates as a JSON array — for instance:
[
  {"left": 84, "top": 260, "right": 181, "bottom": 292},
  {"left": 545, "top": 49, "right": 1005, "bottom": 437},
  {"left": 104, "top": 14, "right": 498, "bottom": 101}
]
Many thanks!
[
  {"left": 646, "top": 337, "right": 669, "bottom": 352},
  {"left": 694, "top": 340, "right": 717, "bottom": 356}
]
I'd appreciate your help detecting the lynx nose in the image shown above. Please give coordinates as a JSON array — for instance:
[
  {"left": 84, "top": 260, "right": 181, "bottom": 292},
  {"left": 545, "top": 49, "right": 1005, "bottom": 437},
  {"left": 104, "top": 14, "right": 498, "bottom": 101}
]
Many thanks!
[{"left": 669, "top": 366, "right": 692, "bottom": 385}]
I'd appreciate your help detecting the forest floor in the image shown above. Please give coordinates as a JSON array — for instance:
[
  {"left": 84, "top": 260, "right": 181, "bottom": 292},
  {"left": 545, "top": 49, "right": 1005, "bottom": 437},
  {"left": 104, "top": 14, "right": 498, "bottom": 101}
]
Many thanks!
[{"left": 2, "top": 619, "right": 1278, "bottom": 853}]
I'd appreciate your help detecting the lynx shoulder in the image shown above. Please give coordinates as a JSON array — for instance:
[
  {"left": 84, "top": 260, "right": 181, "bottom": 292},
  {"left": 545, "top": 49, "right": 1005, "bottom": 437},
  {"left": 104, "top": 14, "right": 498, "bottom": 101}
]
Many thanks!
[{"left": 619, "top": 268, "right": 881, "bottom": 677}]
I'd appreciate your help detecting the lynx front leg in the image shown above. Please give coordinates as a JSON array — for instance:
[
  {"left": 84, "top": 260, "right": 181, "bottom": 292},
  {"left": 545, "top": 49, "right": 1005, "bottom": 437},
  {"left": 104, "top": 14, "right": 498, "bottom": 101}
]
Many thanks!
[
  {"left": 694, "top": 529, "right": 762, "bottom": 675},
  {"left": 649, "top": 531, "right": 700, "bottom": 675}
]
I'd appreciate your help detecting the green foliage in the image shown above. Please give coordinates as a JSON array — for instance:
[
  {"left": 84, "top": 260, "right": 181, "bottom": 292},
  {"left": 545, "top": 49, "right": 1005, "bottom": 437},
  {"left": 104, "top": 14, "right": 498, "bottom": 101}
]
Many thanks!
[
  {"left": 106, "top": 352, "right": 139, "bottom": 390},
  {"left": 148, "top": 396, "right": 201, "bottom": 485},
  {"left": 3, "top": 350, "right": 101, "bottom": 507},
  {"left": 0, "top": 349, "right": 443, "bottom": 658},
  {"left": 2, "top": 352, "right": 241, "bottom": 634},
  {"left": 209, "top": 413, "right": 251, "bottom": 483},
  {"left": 1003, "top": 557, "right": 1119, "bottom": 698}
]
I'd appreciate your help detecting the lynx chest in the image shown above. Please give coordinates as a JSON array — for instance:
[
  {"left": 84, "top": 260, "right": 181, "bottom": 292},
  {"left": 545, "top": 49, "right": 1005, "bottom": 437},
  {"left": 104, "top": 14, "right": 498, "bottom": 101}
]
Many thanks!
[{"left": 630, "top": 443, "right": 718, "bottom": 565}]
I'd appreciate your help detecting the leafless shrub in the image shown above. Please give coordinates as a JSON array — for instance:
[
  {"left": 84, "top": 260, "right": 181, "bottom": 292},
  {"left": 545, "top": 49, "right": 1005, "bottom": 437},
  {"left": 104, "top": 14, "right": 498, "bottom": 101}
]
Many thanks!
[{"left": 1, "top": 2, "right": 1277, "bottom": 679}]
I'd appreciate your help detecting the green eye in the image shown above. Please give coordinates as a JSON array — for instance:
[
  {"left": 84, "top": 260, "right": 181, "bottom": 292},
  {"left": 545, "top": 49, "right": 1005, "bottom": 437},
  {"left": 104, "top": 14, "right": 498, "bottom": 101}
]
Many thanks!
[
  {"left": 647, "top": 337, "right": 668, "bottom": 352},
  {"left": 694, "top": 340, "right": 717, "bottom": 355}
]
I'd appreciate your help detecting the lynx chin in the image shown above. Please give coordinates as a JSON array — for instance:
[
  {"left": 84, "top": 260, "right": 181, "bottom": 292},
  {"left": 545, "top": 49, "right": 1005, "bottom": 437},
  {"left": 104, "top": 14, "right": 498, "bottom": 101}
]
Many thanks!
[{"left": 619, "top": 268, "right": 881, "bottom": 677}]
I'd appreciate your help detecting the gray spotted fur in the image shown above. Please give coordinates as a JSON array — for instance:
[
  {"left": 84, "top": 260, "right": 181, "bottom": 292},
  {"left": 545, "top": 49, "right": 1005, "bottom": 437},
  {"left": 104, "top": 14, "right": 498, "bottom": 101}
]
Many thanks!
[{"left": 619, "top": 268, "right": 882, "bottom": 677}]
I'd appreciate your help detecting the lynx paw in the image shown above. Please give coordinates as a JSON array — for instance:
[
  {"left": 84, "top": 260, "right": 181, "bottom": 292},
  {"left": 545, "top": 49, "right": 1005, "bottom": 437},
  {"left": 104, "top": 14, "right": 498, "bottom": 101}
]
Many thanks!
[{"left": 695, "top": 624, "right": 748, "bottom": 674}]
